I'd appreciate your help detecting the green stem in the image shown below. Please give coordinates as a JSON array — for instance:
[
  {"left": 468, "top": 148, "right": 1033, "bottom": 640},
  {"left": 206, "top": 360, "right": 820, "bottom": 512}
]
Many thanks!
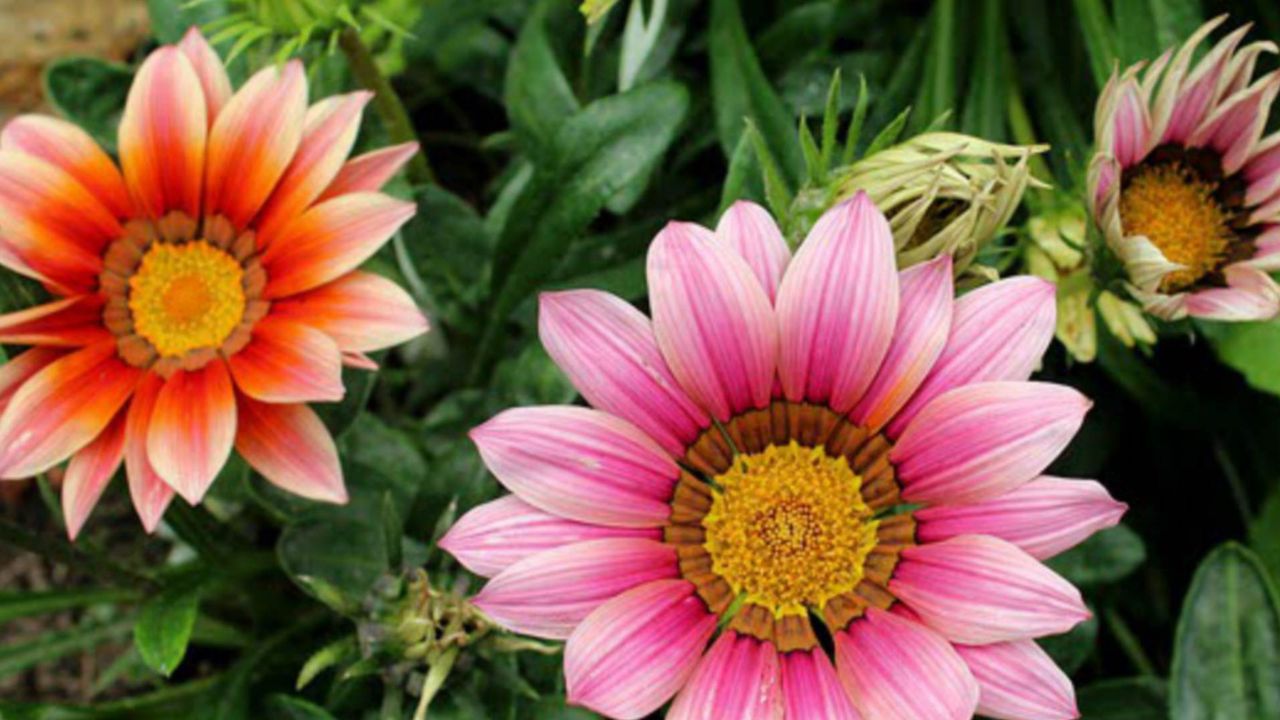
[
  {"left": 338, "top": 27, "right": 434, "bottom": 186},
  {"left": 412, "top": 646, "right": 459, "bottom": 720},
  {"left": 1104, "top": 606, "right": 1157, "bottom": 677},
  {"left": 0, "top": 516, "right": 156, "bottom": 590}
]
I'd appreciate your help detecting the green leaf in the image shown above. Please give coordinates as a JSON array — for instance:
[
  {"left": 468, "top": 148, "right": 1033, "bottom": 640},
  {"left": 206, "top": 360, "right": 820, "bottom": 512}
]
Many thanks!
[
  {"left": 819, "top": 69, "right": 842, "bottom": 173},
  {"left": 0, "top": 618, "right": 133, "bottom": 679},
  {"left": 147, "top": 0, "right": 231, "bottom": 43},
  {"left": 296, "top": 636, "right": 358, "bottom": 690},
  {"left": 960, "top": 0, "right": 1008, "bottom": 140},
  {"left": 1200, "top": 318, "right": 1280, "bottom": 399},
  {"left": 42, "top": 57, "right": 133, "bottom": 153},
  {"left": 0, "top": 587, "right": 135, "bottom": 624},
  {"left": 1146, "top": 0, "right": 1205, "bottom": 49},
  {"left": 1047, "top": 524, "right": 1146, "bottom": 586},
  {"left": 863, "top": 107, "right": 912, "bottom": 158},
  {"left": 314, "top": 364, "right": 378, "bottom": 440},
  {"left": 798, "top": 117, "right": 823, "bottom": 184},
  {"left": 0, "top": 271, "right": 47, "bottom": 315},
  {"left": 709, "top": 0, "right": 803, "bottom": 186},
  {"left": 746, "top": 121, "right": 795, "bottom": 222},
  {"left": 720, "top": 130, "right": 766, "bottom": 211},
  {"left": 1073, "top": 0, "right": 1121, "bottom": 89},
  {"left": 916, "top": 0, "right": 958, "bottom": 131},
  {"left": 504, "top": 0, "right": 581, "bottom": 159},
  {"left": 1171, "top": 543, "right": 1280, "bottom": 720},
  {"left": 1251, "top": 488, "right": 1280, "bottom": 583},
  {"left": 135, "top": 584, "right": 201, "bottom": 677},
  {"left": 1077, "top": 677, "right": 1168, "bottom": 719},
  {"left": 266, "top": 696, "right": 339, "bottom": 720},
  {"left": 1038, "top": 611, "right": 1099, "bottom": 674}
]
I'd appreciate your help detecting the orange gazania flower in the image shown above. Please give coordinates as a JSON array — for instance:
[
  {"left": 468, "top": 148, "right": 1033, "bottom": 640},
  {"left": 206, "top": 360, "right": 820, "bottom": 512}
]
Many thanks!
[{"left": 0, "top": 29, "right": 427, "bottom": 538}]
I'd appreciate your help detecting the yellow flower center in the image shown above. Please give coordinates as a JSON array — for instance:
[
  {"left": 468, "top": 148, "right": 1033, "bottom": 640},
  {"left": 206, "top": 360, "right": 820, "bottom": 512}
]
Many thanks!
[
  {"left": 128, "top": 241, "right": 246, "bottom": 358},
  {"left": 1119, "top": 163, "right": 1231, "bottom": 291},
  {"left": 702, "top": 441, "right": 878, "bottom": 617}
]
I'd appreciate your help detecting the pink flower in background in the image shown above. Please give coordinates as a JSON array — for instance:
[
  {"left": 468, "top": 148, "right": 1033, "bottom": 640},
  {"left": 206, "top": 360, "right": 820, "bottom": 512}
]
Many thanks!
[
  {"left": 442, "top": 195, "right": 1125, "bottom": 719},
  {"left": 1089, "top": 16, "right": 1280, "bottom": 321},
  {"left": 0, "top": 29, "right": 427, "bottom": 538}
]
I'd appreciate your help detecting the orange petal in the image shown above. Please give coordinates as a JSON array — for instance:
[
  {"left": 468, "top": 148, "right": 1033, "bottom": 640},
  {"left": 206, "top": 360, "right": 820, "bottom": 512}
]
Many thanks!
[
  {"left": 118, "top": 46, "right": 207, "bottom": 219},
  {"left": 274, "top": 271, "right": 428, "bottom": 353},
  {"left": 255, "top": 92, "right": 372, "bottom": 244},
  {"left": 203, "top": 60, "right": 307, "bottom": 228},
  {"left": 0, "top": 295, "right": 109, "bottom": 346},
  {"left": 0, "top": 347, "right": 64, "bottom": 415},
  {"left": 228, "top": 315, "right": 344, "bottom": 403},
  {"left": 124, "top": 374, "right": 174, "bottom": 532},
  {"left": 262, "top": 192, "right": 415, "bottom": 298},
  {"left": 177, "top": 28, "right": 232, "bottom": 125},
  {"left": 0, "top": 341, "right": 141, "bottom": 478},
  {"left": 62, "top": 409, "right": 127, "bottom": 540},
  {"left": 147, "top": 361, "right": 237, "bottom": 504},
  {"left": 1, "top": 115, "right": 131, "bottom": 218},
  {"left": 317, "top": 141, "right": 419, "bottom": 202},
  {"left": 235, "top": 396, "right": 345, "bottom": 503}
]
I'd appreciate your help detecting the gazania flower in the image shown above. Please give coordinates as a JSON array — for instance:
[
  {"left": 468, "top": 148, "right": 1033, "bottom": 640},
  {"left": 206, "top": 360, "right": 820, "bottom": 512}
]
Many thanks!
[
  {"left": 0, "top": 29, "right": 426, "bottom": 538},
  {"left": 1089, "top": 16, "right": 1280, "bottom": 321},
  {"left": 442, "top": 196, "right": 1125, "bottom": 719}
]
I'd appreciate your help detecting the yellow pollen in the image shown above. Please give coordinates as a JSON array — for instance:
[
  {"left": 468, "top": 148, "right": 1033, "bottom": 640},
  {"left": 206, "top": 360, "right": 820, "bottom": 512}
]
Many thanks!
[
  {"left": 1119, "top": 163, "right": 1232, "bottom": 291},
  {"left": 702, "top": 441, "right": 877, "bottom": 617},
  {"left": 129, "top": 241, "right": 245, "bottom": 357}
]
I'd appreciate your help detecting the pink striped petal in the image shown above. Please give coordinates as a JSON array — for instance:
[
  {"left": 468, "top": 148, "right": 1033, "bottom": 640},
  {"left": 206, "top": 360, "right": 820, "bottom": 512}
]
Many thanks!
[
  {"left": 146, "top": 361, "right": 237, "bottom": 504},
  {"left": 272, "top": 271, "right": 428, "bottom": 353},
  {"left": 1245, "top": 133, "right": 1280, "bottom": 205},
  {"left": 776, "top": 193, "right": 899, "bottom": 413},
  {"left": 317, "top": 142, "right": 419, "bottom": 201},
  {"left": 0, "top": 348, "right": 63, "bottom": 415},
  {"left": 1108, "top": 80, "right": 1151, "bottom": 166},
  {"left": 474, "top": 538, "right": 677, "bottom": 640},
  {"left": 835, "top": 607, "right": 979, "bottom": 720},
  {"left": 62, "top": 410, "right": 126, "bottom": 540},
  {"left": 538, "top": 290, "right": 708, "bottom": 457},
  {"left": 1190, "top": 71, "right": 1280, "bottom": 175},
  {"left": 177, "top": 28, "right": 232, "bottom": 124},
  {"left": 955, "top": 639, "right": 1078, "bottom": 720},
  {"left": 440, "top": 495, "right": 660, "bottom": 577},
  {"left": 892, "top": 381, "right": 1090, "bottom": 505},
  {"left": 118, "top": 46, "right": 207, "bottom": 219},
  {"left": 0, "top": 115, "right": 130, "bottom": 217},
  {"left": 916, "top": 476, "right": 1127, "bottom": 560},
  {"left": 566, "top": 579, "right": 716, "bottom": 720},
  {"left": 715, "top": 200, "right": 791, "bottom": 301},
  {"left": 1185, "top": 264, "right": 1280, "bottom": 321},
  {"left": 0, "top": 295, "right": 108, "bottom": 347},
  {"left": 888, "top": 277, "right": 1056, "bottom": 438},
  {"left": 470, "top": 406, "right": 679, "bottom": 527},
  {"left": 781, "top": 648, "right": 862, "bottom": 720},
  {"left": 1160, "top": 24, "right": 1248, "bottom": 144},
  {"left": 227, "top": 316, "right": 345, "bottom": 403},
  {"left": 668, "top": 630, "right": 782, "bottom": 720},
  {"left": 124, "top": 374, "right": 174, "bottom": 533},
  {"left": 235, "top": 397, "right": 346, "bottom": 503},
  {"left": 648, "top": 221, "right": 777, "bottom": 421},
  {"left": 890, "top": 535, "right": 1090, "bottom": 645},
  {"left": 850, "top": 255, "right": 953, "bottom": 432},
  {"left": 203, "top": 60, "right": 307, "bottom": 228}
]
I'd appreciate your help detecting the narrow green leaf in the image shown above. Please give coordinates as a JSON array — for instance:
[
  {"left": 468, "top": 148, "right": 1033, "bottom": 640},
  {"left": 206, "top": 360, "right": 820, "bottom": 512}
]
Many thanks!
[
  {"left": 1147, "top": 0, "right": 1205, "bottom": 49},
  {"left": 960, "top": 0, "right": 1008, "bottom": 140},
  {"left": 0, "top": 588, "right": 135, "bottom": 624},
  {"left": 1251, "top": 489, "right": 1280, "bottom": 584},
  {"left": 798, "top": 117, "right": 823, "bottom": 184},
  {"left": 820, "top": 69, "right": 842, "bottom": 173},
  {"left": 916, "top": 0, "right": 957, "bottom": 131},
  {"left": 296, "top": 636, "right": 358, "bottom": 690},
  {"left": 745, "top": 121, "right": 794, "bottom": 222},
  {"left": 135, "top": 584, "right": 201, "bottom": 677},
  {"left": 0, "top": 618, "right": 133, "bottom": 678},
  {"left": 863, "top": 107, "right": 912, "bottom": 158},
  {"left": 267, "top": 695, "right": 340, "bottom": 720},
  {"left": 1073, "top": 0, "right": 1121, "bottom": 89},
  {"left": 504, "top": 0, "right": 581, "bottom": 160},
  {"left": 720, "top": 130, "right": 766, "bottom": 212},
  {"left": 841, "top": 74, "right": 869, "bottom": 165}
]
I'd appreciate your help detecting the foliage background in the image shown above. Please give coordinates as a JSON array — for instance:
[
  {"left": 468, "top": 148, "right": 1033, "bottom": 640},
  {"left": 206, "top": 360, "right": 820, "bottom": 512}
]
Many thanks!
[{"left": 1, "top": 0, "right": 1280, "bottom": 718}]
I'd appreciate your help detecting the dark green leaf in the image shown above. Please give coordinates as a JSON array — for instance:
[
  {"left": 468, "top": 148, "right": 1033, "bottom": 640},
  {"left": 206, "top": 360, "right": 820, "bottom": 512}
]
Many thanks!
[
  {"left": 720, "top": 130, "right": 766, "bottom": 212},
  {"left": 266, "top": 696, "right": 339, "bottom": 720},
  {"left": 504, "top": 0, "right": 581, "bottom": 159},
  {"left": 135, "top": 584, "right": 201, "bottom": 677},
  {"left": 147, "top": 0, "right": 231, "bottom": 43},
  {"left": 1251, "top": 489, "right": 1280, "bottom": 584},
  {"left": 1039, "top": 611, "right": 1099, "bottom": 674},
  {"left": 1078, "top": 677, "right": 1168, "bottom": 719},
  {"left": 42, "top": 57, "right": 133, "bottom": 153},
  {"left": 314, "top": 364, "right": 379, "bottom": 440},
  {"left": 960, "top": 0, "right": 1008, "bottom": 140},
  {"left": 0, "top": 587, "right": 135, "bottom": 624},
  {"left": 1048, "top": 524, "right": 1146, "bottom": 586},
  {"left": 0, "top": 618, "right": 133, "bottom": 679},
  {"left": 1072, "top": 0, "right": 1121, "bottom": 89},
  {"left": 1200, "top": 318, "right": 1280, "bottom": 399},
  {"left": 916, "top": 0, "right": 958, "bottom": 131}
]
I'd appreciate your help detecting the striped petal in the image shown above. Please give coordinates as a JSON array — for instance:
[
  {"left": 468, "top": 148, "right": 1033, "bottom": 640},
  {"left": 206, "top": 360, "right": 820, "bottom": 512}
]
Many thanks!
[
  {"left": 890, "top": 535, "right": 1090, "bottom": 645},
  {"left": 776, "top": 193, "right": 899, "bottom": 414},
  {"left": 470, "top": 406, "right": 680, "bottom": 527},
  {"left": 118, "top": 46, "right": 207, "bottom": 219},
  {"left": 0, "top": 348, "right": 64, "bottom": 415},
  {"left": 146, "top": 361, "right": 237, "bottom": 504},
  {"left": 62, "top": 410, "right": 127, "bottom": 540},
  {"left": 715, "top": 200, "right": 791, "bottom": 301},
  {"left": 1189, "top": 71, "right": 1280, "bottom": 176},
  {"left": 648, "top": 221, "right": 777, "bottom": 421},
  {"left": 566, "top": 579, "right": 717, "bottom": 720},
  {"left": 234, "top": 397, "right": 345, "bottom": 503},
  {"left": 272, "top": 271, "right": 428, "bottom": 353},
  {"left": 0, "top": 341, "right": 139, "bottom": 479},
  {"left": 888, "top": 277, "right": 1056, "bottom": 438},
  {"left": 228, "top": 315, "right": 344, "bottom": 404},
  {"left": 916, "top": 476, "right": 1127, "bottom": 560},
  {"left": 835, "top": 607, "right": 979, "bottom": 720},
  {"left": 891, "top": 381, "right": 1091, "bottom": 506},
  {"left": 440, "top": 495, "right": 660, "bottom": 578},
  {"left": 124, "top": 374, "right": 173, "bottom": 533},
  {"left": 955, "top": 640, "right": 1078, "bottom": 720},
  {"left": 538, "top": 290, "right": 708, "bottom": 458},
  {"left": 668, "top": 631, "right": 782, "bottom": 720},
  {"left": 780, "top": 648, "right": 862, "bottom": 720},
  {"left": 177, "top": 28, "right": 232, "bottom": 125},
  {"left": 261, "top": 192, "right": 415, "bottom": 298},
  {"left": 0, "top": 295, "right": 108, "bottom": 347},
  {"left": 1185, "top": 264, "right": 1280, "bottom": 321},
  {"left": 474, "top": 538, "right": 677, "bottom": 640},
  {"left": 0, "top": 115, "right": 130, "bottom": 217},
  {"left": 850, "top": 255, "right": 953, "bottom": 432},
  {"left": 1107, "top": 79, "right": 1152, "bottom": 166},
  {"left": 317, "top": 141, "right": 419, "bottom": 201}
]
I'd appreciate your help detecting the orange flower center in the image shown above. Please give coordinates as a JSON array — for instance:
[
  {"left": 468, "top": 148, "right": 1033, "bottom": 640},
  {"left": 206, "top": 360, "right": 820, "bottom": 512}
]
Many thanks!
[
  {"left": 128, "top": 241, "right": 246, "bottom": 358},
  {"left": 1119, "top": 163, "right": 1231, "bottom": 291}
]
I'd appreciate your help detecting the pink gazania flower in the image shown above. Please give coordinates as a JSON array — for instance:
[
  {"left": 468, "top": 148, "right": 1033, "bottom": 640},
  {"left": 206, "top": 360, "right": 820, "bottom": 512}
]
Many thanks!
[
  {"left": 441, "top": 196, "right": 1126, "bottom": 719},
  {"left": 0, "top": 29, "right": 427, "bottom": 538},
  {"left": 1089, "top": 16, "right": 1280, "bottom": 321}
]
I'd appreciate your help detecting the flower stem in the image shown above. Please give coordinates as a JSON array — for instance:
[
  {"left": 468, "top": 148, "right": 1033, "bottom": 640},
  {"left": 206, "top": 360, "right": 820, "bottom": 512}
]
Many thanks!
[{"left": 1104, "top": 606, "right": 1157, "bottom": 677}]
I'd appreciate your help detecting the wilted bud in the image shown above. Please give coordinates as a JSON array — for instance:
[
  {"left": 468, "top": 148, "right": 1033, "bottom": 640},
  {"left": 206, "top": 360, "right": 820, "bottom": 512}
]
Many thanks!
[
  {"left": 836, "top": 132, "right": 1048, "bottom": 278},
  {"left": 1098, "top": 290, "right": 1157, "bottom": 349}
]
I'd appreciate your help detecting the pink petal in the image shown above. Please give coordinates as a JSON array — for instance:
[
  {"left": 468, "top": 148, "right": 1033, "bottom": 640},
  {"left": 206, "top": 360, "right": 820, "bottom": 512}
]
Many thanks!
[
  {"left": 1160, "top": 24, "right": 1248, "bottom": 144},
  {"left": 955, "top": 640, "right": 1079, "bottom": 720},
  {"left": 890, "top": 535, "right": 1091, "bottom": 645},
  {"left": 474, "top": 538, "right": 677, "bottom": 640},
  {"left": 146, "top": 361, "right": 237, "bottom": 504},
  {"left": 1189, "top": 71, "right": 1280, "bottom": 175},
  {"left": 0, "top": 348, "right": 64, "bottom": 415},
  {"left": 470, "top": 406, "right": 679, "bottom": 527},
  {"left": 891, "top": 381, "right": 1090, "bottom": 505},
  {"left": 850, "top": 255, "right": 953, "bottom": 432},
  {"left": 1244, "top": 133, "right": 1280, "bottom": 206},
  {"left": 272, "top": 271, "right": 428, "bottom": 353},
  {"left": 1108, "top": 79, "right": 1151, "bottom": 166},
  {"left": 648, "top": 221, "right": 777, "bottom": 421},
  {"left": 835, "top": 607, "right": 979, "bottom": 720},
  {"left": 0, "top": 295, "right": 109, "bottom": 347},
  {"left": 916, "top": 476, "right": 1127, "bottom": 560},
  {"left": 62, "top": 410, "right": 127, "bottom": 541},
  {"left": 781, "top": 648, "right": 862, "bottom": 720},
  {"left": 566, "top": 579, "right": 717, "bottom": 720},
  {"left": 234, "top": 397, "right": 346, "bottom": 503},
  {"left": 538, "top": 290, "right": 708, "bottom": 457},
  {"left": 0, "top": 115, "right": 130, "bottom": 218},
  {"left": 440, "top": 495, "right": 660, "bottom": 578},
  {"left": 775, "top": 193, "right": 899, "bottom": 413},
  {"left": 668, "top": 630, "right": 782, "bottom": 720},
  {"left": 715, "top": 200, "right": 791, "bottom": 302},
  {"left": 317, "top": 141, "right": 419, "bottom": 201},
  {"left": 177, "top": 28, "right": 232, "bottom": 124},
  {"left": 887, "top": 277, "right": 1056, "bottom": 438},
  {"left": 124, "top": 374, "right": 174, "bottom": 533},
  {"left": 227, "top": 315, "right": 345, "bottom": 404},
  {"left": 1185, "top": 264, "right": 1280, "bottom": 321}
]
